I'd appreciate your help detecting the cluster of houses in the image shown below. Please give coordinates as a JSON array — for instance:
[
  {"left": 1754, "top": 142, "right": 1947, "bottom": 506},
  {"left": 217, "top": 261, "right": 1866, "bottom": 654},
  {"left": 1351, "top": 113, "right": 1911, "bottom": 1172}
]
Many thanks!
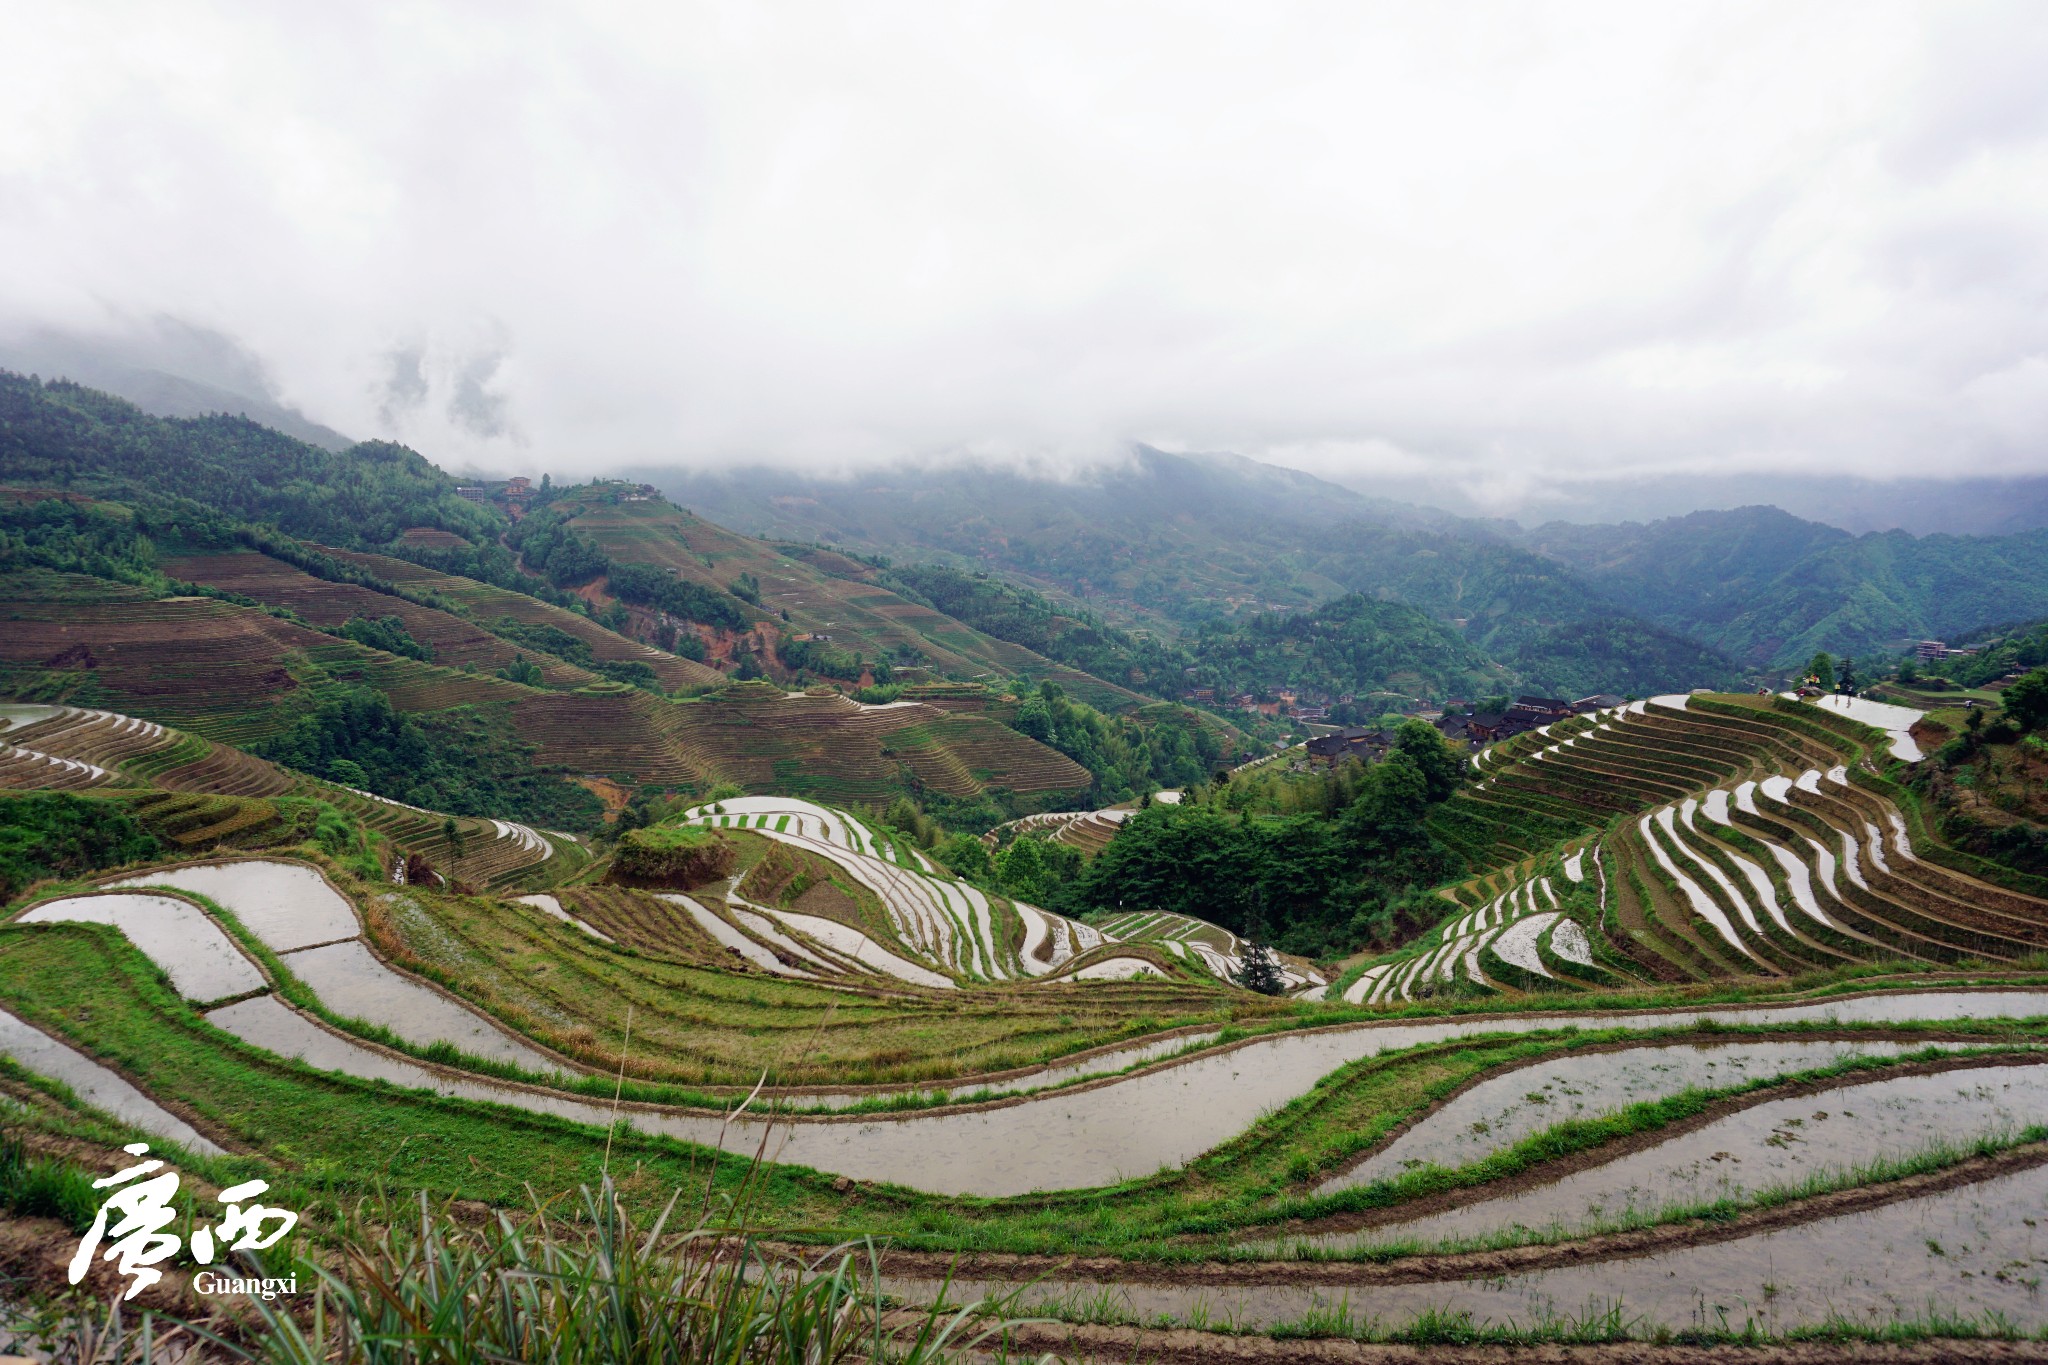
[
  {"left": 456, "top": 475, "right": 538, "bottom": 510},
  {"left": 1302, "top": 693, "right": 1626, "bottom": 767},
  {"left": 1206, "top": 688, "right": 1351, "bottom": 720}
]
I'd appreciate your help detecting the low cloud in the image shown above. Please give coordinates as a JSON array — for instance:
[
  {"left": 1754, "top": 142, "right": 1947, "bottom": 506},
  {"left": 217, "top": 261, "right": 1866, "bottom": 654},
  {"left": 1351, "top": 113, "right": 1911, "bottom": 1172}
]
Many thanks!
[{"left": 2, "top": 1, "right": 2046, "bottom": 498}]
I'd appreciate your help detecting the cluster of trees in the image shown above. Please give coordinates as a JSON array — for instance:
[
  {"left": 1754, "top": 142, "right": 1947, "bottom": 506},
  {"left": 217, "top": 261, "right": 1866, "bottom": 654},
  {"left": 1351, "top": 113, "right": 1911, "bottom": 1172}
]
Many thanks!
[
  {"left": 0, "top": 492, "right": 244, "bottom": 595},
  {"left": 505, "top": 508, "right": 607, "bottom": 586},
  {"left": 949, "top": 718, "right": 1467, "bottom": 957},
  {"left": 254, "top": 685, "right": 604, "bottom": 831},
  {"left": 777, "top": 634, "right": 873, "bottom": 682},
  {"left": 488, "top": 618, "right": 662, "bottom": 689},
  {"left": 918, "top": 820, "right": 1086, "bottom": 910},
  {"left": 338, "top": 614, "right": 431, "bottom": 661},
  {"left": 1802, "top": 651, "right": 1857, "bottom": 694},
  {"left": 1007, "top": 682, "right": 1221, "bottom": 802},
  {"left": 1905, "top": 665, "right": 2048, "bottom": 882},
  {"left": 0, "top": 373, "right": 499, "bottom": 549}
]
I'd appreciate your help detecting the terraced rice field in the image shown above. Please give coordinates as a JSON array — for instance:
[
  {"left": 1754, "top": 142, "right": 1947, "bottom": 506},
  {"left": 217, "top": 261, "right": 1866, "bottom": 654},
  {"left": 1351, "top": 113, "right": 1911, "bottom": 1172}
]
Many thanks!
[
  {"left": 318, "top": 545, "right": 726, "bottom": 691},
  {"left": 680, "top": 796, "right": 1128, "bottom": 985},
  {"left": 0, "top": 703, "right": 586, "bottom": 888},
  {"left": 160, "top": 550, "right": 606, "bottom": 688},
  {"left": 0, "top": 570, "right": 1087, "bottom": 802},
  {"left": 987, "top": 805, "right": 1133, "bottom": 854},
  {"left": 567, "top": 501, "right": 1026, "bottom": 681},
  {"left": 1094, "top": 907, "right": 1327, "bottom": 993},
  {"left": 13, "top": 691, "right": 2048, "bottom": 1352},
  {"left": 1353, "top": 692, "right": 2048, "bottom": 1008}
]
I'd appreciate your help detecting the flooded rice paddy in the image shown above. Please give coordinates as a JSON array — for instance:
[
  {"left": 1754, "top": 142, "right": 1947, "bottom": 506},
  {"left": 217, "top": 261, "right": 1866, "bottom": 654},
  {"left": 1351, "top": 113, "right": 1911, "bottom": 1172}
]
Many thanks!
[
  {"left": 0, "top": 1007, "right": 223, "bottom": 1156},
  {"left": 1322, "top": 1039, "right": 1985, "bottom": 1191},
  {"left": 511, "top": 893, "right": 614, "bottom": 943},
  {"left": 0, "top": 704, "right": 64, "bottom": 733},
  {"left": 13, "top": 865, "right": 2048, "bottom": 1197},
  {"left": 1293, "top": 1061, "right": 2048, "bottom": 1252},
  {"left": 901, "top": 1158, "right": 2048, "bottom": 1336},
  {"left": 276, "top": 939, "right": 561, "bottom": 1071},
  {"left": 775, "top": 1030, "right": 1227, "bottom": 1111},
  {"left": 22, "top": 894, "right": 264, "bottom": 1005},
  {"left": 110, "top": 861, "right": 357, "bottom": 950},
  {"left": 191, "top": 985, "right": 2048, "bottom": 1197}
]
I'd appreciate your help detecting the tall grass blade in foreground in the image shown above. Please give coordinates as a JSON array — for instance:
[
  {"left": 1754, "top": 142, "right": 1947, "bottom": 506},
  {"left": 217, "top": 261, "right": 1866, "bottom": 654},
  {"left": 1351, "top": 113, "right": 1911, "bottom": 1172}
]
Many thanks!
[{"left": 25, "top": 1175, "right": 1047, "bottom": 1365}]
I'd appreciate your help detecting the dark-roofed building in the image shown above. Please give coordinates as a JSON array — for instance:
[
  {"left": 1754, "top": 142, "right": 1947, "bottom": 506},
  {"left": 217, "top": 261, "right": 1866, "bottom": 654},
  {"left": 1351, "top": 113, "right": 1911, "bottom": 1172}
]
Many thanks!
[
  {"left": 1304, "top": 726, "right": 1394, "bottom": 765},
  {"left": 1464, "top": 711, "right": 1514, "bottom": 743},
  {"left": 1571, "top": 693, "right": 1626, "bottom": 714},
  {"left": 1504, "top": 695, "right": 1572, "bottom": 726}
]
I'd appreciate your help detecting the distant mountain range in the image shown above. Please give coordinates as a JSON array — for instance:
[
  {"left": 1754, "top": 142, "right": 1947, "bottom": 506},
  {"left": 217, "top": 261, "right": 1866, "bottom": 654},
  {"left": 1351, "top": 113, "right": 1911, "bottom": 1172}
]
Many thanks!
[
  {"left": 638, "top": 455, "right": 2048, "bottom": 674},
  {"left": 12, "top": 324, "right": 2048, "bottom": 681},
  {"left": 1349, "top": 466, "right": 2048, "bottom": 538}
]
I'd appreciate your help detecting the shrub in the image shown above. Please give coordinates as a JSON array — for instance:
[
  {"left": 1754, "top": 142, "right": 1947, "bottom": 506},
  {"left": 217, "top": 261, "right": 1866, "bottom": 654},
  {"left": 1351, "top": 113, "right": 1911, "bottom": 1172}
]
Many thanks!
[
  {"left": 609, "top": 824, "right": 736, "bottom": 888},
  {"left": 0, "top": 792, "right": 162, "bottom": 898},
  {"left": 337, "top": 613, "right": 432, "bottom": 661}
]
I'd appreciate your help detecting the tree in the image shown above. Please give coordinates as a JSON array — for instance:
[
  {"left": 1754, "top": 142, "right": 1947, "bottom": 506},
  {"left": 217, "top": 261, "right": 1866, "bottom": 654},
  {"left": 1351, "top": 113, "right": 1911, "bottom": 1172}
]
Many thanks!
[
  {"left": 996, "top": 833, "right": 1080, "bottom": 903},
  {"left": 1392, "top": 718, "right": 1464, "bottom": 803},
  {"left": 936, "top": 833, "right": 994, "bottom": 882},
  {"left": 1337, "top": 750, "right": 1450, "bottom": 888},
  {"left": 1233, "top": 940, "right": 1285, "bottom": 995},
  {"left": 495, "top": 653, "right": 543, "bottom": 686},
  {"left": 2003, "top": 668, "right": 2048, "bottom": 731},
  {"left": 1806, "top": 652, "right": 1835, "bottom": 691},
  {"left": 1836, "top": 656, "right": 1857, "bottom": 696},
  {"left": 1898, "top": 657, "right": 1920, "bottom": 685}
]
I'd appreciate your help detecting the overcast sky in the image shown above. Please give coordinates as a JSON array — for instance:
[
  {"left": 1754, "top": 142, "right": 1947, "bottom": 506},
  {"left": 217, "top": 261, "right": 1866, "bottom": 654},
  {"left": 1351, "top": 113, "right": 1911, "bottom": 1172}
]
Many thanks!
[{"left": 4, "top": 1, "right": 2047, "bottom": 509}]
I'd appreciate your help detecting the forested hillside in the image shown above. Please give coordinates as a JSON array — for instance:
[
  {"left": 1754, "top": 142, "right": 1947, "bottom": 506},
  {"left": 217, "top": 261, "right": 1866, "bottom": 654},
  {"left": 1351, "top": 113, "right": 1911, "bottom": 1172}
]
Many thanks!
[
  {"left": 0, "top": 371, "right": 496, "bottom": 547},
  {"left": 647, "top": 450, "right": 1745, "bottom": 696},
  {"left": 1527, "top": 506, "right": 2048, "bottom": 667},
  {"left": 878, "top": 562, "right": 1195, "bottom": 693},
  {"left": 1187, "top": 595, "right": 1502, "bottom": 704}
]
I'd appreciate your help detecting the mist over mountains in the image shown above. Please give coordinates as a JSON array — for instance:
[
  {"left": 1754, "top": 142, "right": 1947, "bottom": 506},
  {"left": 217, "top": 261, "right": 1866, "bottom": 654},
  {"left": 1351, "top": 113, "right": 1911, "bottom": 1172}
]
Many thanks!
[
  {"left": 12, "top": 326, "right": 2048, "bottom": 682},
  {"left": 0, "top": 322, "right": 354, "bottom": 454}
]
